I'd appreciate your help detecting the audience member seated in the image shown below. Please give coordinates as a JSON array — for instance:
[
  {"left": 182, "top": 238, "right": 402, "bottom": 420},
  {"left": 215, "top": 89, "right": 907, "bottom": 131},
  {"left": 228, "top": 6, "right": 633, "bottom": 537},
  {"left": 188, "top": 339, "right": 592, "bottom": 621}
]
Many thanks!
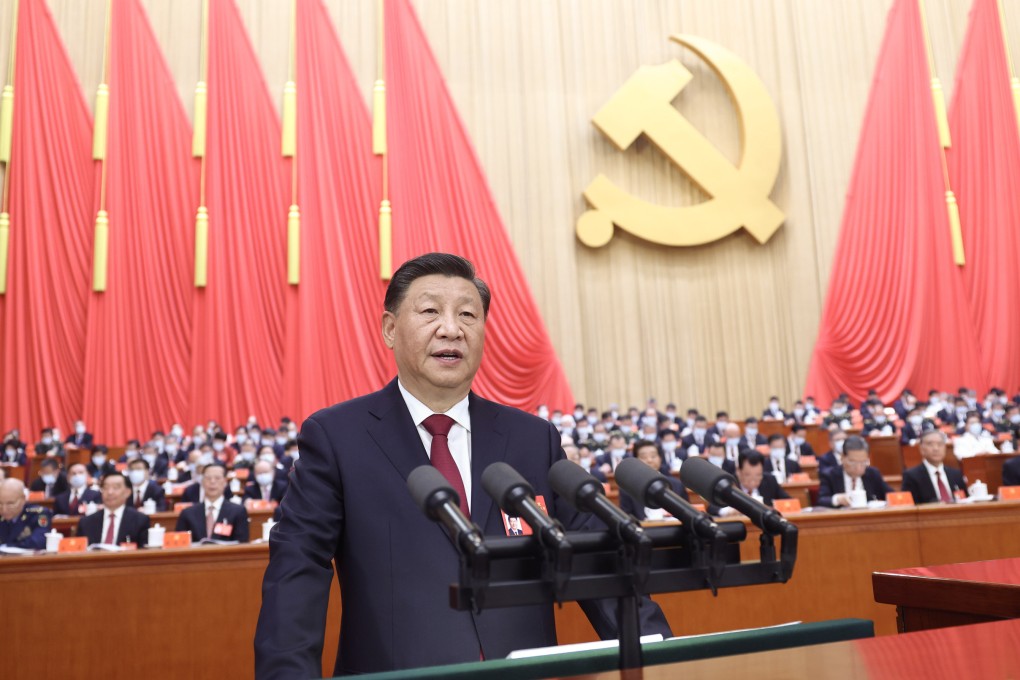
[
  {"left": 34, "top": 427, "right": 65, "bottom": 459},
  {"left": 211, "top": 432, "right": 233, "bottom": 465},
  {"left": 817, "top": 435, "right": 892, "bottom": 507},
  {"left": 702, "top": 439, "right": 736, "bottom": 475},
  {"left": 659, "top": 430, "right": 682, "bottom": 472},
  {"left": 708, "top": 451, "right": 790, "bottom": 517},
  {"left": 761, "top": 396, "right": 786, "bottom": 421},
  {"left": 596, "top": 433, "right": 631, "bottom": 475},
  {"left": 739, "top": 418, "right": 766, "bottom": 449},
  {"left": 1002, "top": 404, "right": 1020, "bottom": 439},
  {"left": 140, "top": 443, "right": 169, "bottom": 480},
  {"left": 901, "top": 429, "right": 968, "bottom": 504},
  {"left": 619, "top": 441, "right": 688, "bottom": 521},
  {"left": 680, "top": 415, "right": 718, "bottom": 455},
  {"left": 823, "top": 399, "right": 853, "bottom": 429},
  {"left": 713, "top": 411, "right": 730, "bottom": 437},
  {"left": 176, "top": 463, "right": 249, "bottom": 543},
  {"left": 279, "top": 441, "right": 298, "bottom": 472},
  {"left": 3, "top": 429, "right": 27, "bottom": 455},
  {"left": 118, "top": 439, "right": 141, "bottom": 464},
  {"left": 29, "top": 458, "right": 68, "bottom": 499},
  {"left": 763, "top": 433, "right": 802, "bottom": 484},
  {"left": 862, "top": 407, "right": 895, "bottom": 437},
  {"left": 2, "top": 439, "right": 26, "bottom": 466},
  {"left": 243, "top": 460, "right": 288, "bottom": 505},
  {"left": 858, "top": 393, "right": 880, "bottom": 421},
  {"left": 899, "top": 407, "right": 927, "bottom": 445},
  {"left": 65, "top": 420, "right": 94, "bottom": 450},
  {"left": 952, "top": 413, "right": 999, "bottom": 459},
  {"left": 127, "top": 459, "right": 168, "bottom": 512},
  {"left": 1002, "top": 456, "right": 1020, "bottom": 487},
  {"left": 54, "top": 464, "right": 103, "bottom": 516},
  {"left": 77, "top": 472, "right": 150, "bottom": 545},
  {"left": 892, "top": 389, "right": 916, "bottom": 421},
  {"left": 0, "top": 478, "right": 52, "bottom": 549},
  {"left": 985, "top": 402, "right": 1010, "bottom": 434},
  {"left": 817, "top": 427, "right": 847, "bottom": 474},
  {"left": 787, "top": 424, "right": 816, "bottom": 460},
  {"left": 723, "top": 423, "right": 746, "bottom": 462},
  {"left": 87, "top": 445, "right": 117, "bottom": 479},
  {"left": 234, "top": 441, "right": 259, "bottom": 475}
]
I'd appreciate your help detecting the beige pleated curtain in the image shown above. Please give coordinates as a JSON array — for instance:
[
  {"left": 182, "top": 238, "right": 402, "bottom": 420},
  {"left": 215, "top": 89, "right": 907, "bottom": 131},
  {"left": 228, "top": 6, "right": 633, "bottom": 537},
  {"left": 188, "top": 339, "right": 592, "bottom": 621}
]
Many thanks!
[{"left": 2, "top": 0, "right": 1018, "bottom": 418}]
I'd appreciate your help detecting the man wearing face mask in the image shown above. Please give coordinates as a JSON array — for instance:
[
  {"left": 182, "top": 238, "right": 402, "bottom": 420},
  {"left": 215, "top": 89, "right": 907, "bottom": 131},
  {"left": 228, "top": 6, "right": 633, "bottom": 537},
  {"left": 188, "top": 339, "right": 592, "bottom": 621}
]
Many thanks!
[
  {"left": 892, "top": 389, "right": 915, "bottom": 421},
  {"left": 595, "top": 433, "right": 631, "bottom": 474},
  {"left": 140, "top": 444, "right": 169, "bottom": 479},
  {"left": 118, "top": 440, "right": 142, "bottom": 464},
  {"left": 739, "top": 418, "right": 767, "bottom": 449},
  {"left": 986, "top": 403, "right": 1010, "bottom": 434},
  {"left": 29, "top": 458, "right": 68, "bottom": 498},
  {"left": 817, "top": 428, "right": 849, "bottom": 475},
  {"left": 823, "top": 400, "right": 853, "bottom": 429},
  {"left": 53, "top": 463, "right": 102, "bottom": 515},
  {"left": 86, "top": 445, "right": 117, "bottom": 479},
  {"left": 714, "top": 411, "right": 730, "bottom": 436},
  {"left": 211, "top": 432, "right": 235, "bottom": 465},
  {"left": 65, "top": 420, "right": 94, "bottom": 450},
  {"left": 863, "top": 406, "right": 895, "bottom": 437},
  {"left": 2, "top": 439, "right": 26, "bottom": 466},
  {"left": 126, "top": 459, "right": 167, "bottom": 512},
  {"left": 35, "top": 427, "right": 65, "bottom": 460},
  {"left": 761, "top": 396, "right": 786, "bottom": 421},
  {"left": 235, "top": 441, "right": 260, "bottom": 476},
  {"left": 659, "top": 430, "right": 682, "bottom": 472},
  {"left": 787, "top": 424, "right": 816, "bottom": 460},
  {"left": 899, "top": 407, "right": 927, "bottom": 445},
  {"left": 163, "top": 436, "right": 185, "bottom": 464},
  {"left": 243, "top": 460, "right": 289, "bottom": 505},
  {"left": 723, "top": 423, "right": 746, "bottom": 462},
  {"left": 952, "top": 413, "right": 1000, "bottom": 459},
  {"left": 681, "top": 415, "right": 718, "bottom": 455},
  {"left": 763, "top": 433, "right": 803, "bottom": 484},
  {"left": 702, "top": 439, "right": 736, "bottom": 475}
]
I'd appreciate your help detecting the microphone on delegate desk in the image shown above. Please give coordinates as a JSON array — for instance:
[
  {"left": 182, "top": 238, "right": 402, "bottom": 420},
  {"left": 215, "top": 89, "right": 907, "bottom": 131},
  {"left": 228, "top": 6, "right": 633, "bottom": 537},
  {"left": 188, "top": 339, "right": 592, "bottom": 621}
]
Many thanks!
[
  {"left": 407, "top": 465, "right": 486, "bottom": 556},
  {"left": 614, "top": 458, "right": 726, "bottom": 541},
  {"left": 548, "top": 459, "right": 646, "bottom": 546},
  {"left": 481, "top": 462, "right": 570, "bottom": 550},
  {"left": 679, "top": 456, "right": 788, "bottom": 536}
]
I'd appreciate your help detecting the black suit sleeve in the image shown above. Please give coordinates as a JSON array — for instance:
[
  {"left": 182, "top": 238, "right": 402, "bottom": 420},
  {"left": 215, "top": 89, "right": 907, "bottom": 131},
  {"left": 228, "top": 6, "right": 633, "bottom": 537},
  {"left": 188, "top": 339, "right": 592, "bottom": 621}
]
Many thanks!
[
  {"left": 901, "top": 469, "right": 923, "bottom": 503},
  {"left": 229, "top": 504, "right": 250, "bottom": 543},
  {"left": 1003, "top": 459, "right": 1020, "bottom": 487},
  {"left": 255, "top": 415, "right": 344, "bottom": 679},
  {"left": 817, "top": 471, "right": 839, "bottom": 507}
]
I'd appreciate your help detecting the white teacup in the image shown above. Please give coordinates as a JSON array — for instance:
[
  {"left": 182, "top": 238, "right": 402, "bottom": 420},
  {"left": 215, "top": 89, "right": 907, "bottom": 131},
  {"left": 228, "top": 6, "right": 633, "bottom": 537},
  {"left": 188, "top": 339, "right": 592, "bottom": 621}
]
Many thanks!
[
  {"left": 45, "top": 530, "right": 64, "bottom": 553},
  {"left": 849, "top": 489, "right": 867, "bottom": 508},
  {"left": 142, "top": 498, "right": 157, "bottom": 515},
  {"left": 969, "top": 481, "right": 988, "bottom": 498},
  {"left": 147, "top": 524, "right": 165, "bottom": 548}
]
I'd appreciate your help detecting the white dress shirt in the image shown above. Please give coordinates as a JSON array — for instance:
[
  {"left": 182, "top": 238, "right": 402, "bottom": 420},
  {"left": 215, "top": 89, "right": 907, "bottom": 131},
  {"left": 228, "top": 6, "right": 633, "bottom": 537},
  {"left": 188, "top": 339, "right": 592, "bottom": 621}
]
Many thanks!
[
  {"left": 952, "top": 433, "right": 998, "bottom": 459},
  {"left": 205, "top": 495, "right": 225, "bottom": 523},
  {"left": 100, "top": 504, "right": 126, "bottom": 544},
  {"left": 398, "top": 380, "right": 473, "bottom": 510},
  {"left": 922, "top": 460, "right": 953, "bottom": 501}
]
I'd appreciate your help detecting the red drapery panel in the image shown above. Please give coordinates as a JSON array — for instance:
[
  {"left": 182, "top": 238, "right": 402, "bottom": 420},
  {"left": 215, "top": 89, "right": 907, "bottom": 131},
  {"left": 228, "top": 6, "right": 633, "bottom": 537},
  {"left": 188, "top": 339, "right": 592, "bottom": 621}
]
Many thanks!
[
  {"left": 189, "top": 0, "right": 288, "bottom": 428},
  {"left": 385, "top": 0, "right": 574, "bottom": 411},
  {"left": 947, "top": 0, "right": 1020, "bottom": 391},
  {"left": 281, "top": 0, "right": 392, "bottom": 421},
  {"left": 0, "top": 0, "right": 93, "bottom": 439},
  {"left": 804, "top": 0, "right": 983, "bottom": 405},
  {"left": 82, "top": 0, "right": 198, "bottom": 443}
]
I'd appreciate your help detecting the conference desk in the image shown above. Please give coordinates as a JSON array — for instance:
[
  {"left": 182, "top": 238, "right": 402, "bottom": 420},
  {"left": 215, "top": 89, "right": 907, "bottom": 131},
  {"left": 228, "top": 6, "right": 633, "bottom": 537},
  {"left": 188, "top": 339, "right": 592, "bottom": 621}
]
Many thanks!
[
  {"left": 3, "top": 501, "right": 1020, "bottom": 679},
  {"left": 873, "top": 557, "right": 1020, "bottom": 633}
]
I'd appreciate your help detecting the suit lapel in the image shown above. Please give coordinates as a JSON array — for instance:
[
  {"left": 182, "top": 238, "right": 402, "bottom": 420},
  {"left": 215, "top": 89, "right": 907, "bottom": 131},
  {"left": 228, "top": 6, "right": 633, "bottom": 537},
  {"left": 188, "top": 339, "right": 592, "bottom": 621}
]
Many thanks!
[
  {"left": 365, "top": 380, "right": 431, "bottom": 482},
  {"left": 468, "top": 393, "right": 510, "bottom": 531}
]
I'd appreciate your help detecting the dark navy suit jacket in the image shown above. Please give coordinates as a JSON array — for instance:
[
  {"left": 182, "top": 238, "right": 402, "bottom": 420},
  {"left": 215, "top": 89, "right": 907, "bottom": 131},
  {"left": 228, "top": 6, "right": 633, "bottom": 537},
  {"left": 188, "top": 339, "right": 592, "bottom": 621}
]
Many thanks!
[
  {"left": 901, "top": 464, "right": 966, "bottom": 504},
  {"left": 254, "top": 380, "right": 670, "bottom": 678},
  {"left": 817, "top": 466, "right": 892, "bottom": 506},
  {"left": 1003, "top": 457, "right": 1020, "bottom": 487}
]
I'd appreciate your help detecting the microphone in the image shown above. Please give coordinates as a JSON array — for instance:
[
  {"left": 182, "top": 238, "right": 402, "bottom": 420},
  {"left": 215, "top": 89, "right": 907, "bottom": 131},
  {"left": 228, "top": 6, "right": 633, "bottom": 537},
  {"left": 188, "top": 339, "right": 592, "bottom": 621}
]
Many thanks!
[
  {"left": 481, "top": 462, "right": 569, "bottom": 549},
  {"left": 548, "top": 459, "right": 645, "bottom": 545},
  {"left": 407, "top": 466, "right": 486, "bottom": 555},
  {"left": 679, "top": 456, "right": 788, "bottom": 535},
  {"left": 614, "top": 458, "right": 724, "bottom": 541}
]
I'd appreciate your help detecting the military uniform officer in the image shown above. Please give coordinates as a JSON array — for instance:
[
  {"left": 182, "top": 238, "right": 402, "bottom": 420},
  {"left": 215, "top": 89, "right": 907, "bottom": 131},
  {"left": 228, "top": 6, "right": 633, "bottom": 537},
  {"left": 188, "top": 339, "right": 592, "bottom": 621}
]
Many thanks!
[{"left": 0, "top": 478, "right": 53, "bottom": 550}]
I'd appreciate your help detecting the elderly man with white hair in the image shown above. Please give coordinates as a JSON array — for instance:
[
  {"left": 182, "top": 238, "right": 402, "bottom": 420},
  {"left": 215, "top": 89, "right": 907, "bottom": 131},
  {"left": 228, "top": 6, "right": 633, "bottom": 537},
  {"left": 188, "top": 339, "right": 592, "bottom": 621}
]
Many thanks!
[{"left": 0, "top": 478, "right": 53, "bottom": 550}]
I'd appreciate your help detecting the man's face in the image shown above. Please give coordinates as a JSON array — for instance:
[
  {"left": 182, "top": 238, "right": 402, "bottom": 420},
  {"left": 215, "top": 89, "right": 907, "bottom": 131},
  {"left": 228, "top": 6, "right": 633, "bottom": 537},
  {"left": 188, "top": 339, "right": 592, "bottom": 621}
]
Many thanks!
[
  {"left": 509, "top": 517, "right": 521, "bottom": 531},
  {"left": 563, "top": 445, "right": 580, "bottom": 464},
  {"left": 737, "top": 462, "right": 763, "bottom": 493},
  {"left": 202, "top": 466, "right": 227, "bottom": 501},
  {"left": 0, "top": 483, "right": 25, "bottom": 520},
  {"left": 842, "top": 449, "right": 870, "bottom": 480},
  {"left": 101, "top": 476, "right": 131, "bottom": 510},
  {"left": 636, "top": 446, "right": 661, "bottom": 471},
  {"left": 919, "top": 433, "right": 947, "bottom": 466},
  {"left": 382, "top": 274, "right": 485, "bottom": 408}
]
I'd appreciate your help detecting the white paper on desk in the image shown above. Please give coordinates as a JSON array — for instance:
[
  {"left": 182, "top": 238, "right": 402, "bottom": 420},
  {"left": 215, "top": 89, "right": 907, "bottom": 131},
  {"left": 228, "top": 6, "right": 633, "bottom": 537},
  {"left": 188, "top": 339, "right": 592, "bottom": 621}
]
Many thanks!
[
  {"left": 0, "top": 545, "right": 36, "bottom": 555},
  {"left": 198, "top": 538, "right": 240, "bottom": 546},
  {"left": 669, "top": 620, "right": 802, "bottom": 641},
  {"left": 87, "top": 543, "right": 124, "bottom": 552},
  {"left": 507, "top": 634, "right": 664, "bottom": 660}
]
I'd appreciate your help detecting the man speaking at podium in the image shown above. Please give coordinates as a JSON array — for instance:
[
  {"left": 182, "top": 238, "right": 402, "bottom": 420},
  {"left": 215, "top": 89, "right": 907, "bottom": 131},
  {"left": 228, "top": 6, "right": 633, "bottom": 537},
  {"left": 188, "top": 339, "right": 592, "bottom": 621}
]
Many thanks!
[{"left": 255, "top": 253, "right": 670, "bottom": 677}]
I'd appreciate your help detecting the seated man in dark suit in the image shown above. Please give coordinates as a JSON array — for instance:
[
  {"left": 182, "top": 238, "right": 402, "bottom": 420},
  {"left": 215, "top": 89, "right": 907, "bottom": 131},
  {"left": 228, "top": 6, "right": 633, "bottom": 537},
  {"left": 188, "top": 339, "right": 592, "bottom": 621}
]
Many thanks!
[
  {"left": 763, "top": 433, "right": 802, "bottom": 484},
  {"left": 2, "top": 439, "right": 27, "bottom": 466},
  {"left": 140, "top": 444, "right": 170, "bottom": 480},
  {"left": 702, "top": 439, "right": 736, "bottom": 475},
  {"left": 786, "top": 423, "right": 816, "bottom": 460},
  {"left": 126, "top": 459, "right": 167, "bottom": 512},
  {"left": 816, "top": 427, "right": 848, "bottom": 475},
  {"left": 595, "top": 432, "right": 632, "bottom": 475},
  {"left": 680, "top": 415, "right": 718, "bottom": 455},
  {"left": 902, "top": 429, "right": 967, "bottom": 504},
  {"left": 176, "top": 463, "right": 249, "bottom": 543},
  {"left": 54, "top": 464, "right": 103, "bottom": 516},
  {"left": 65, "top": 420, "right": 94, "bottom": 451},
  {"left": 619, "top": 441, "right": 688, "bottom": 521},
  {"left": 243, "top": 460, "right": 289, "bottom": 505},
  {"left": 77, "top": 472, "right": 150, "bottom": 545},
  {"left": 708, "top": 450, "right": 790, "bottom": 517},
  {"left": 29, "top": 458, "right": 69, "bottom": 499},
  {"left": 761, "top": 396, "right": 785, "bottom": 421},
  {"left": 899, "top": 407, "right": 927, "bottom": 445},
  {"left": 739, "top": 418, "right": 767, "bottom": 450},
  {"left": 1003, "top": 456, "right": 1020, "bottom": 487},
  {"left": 87, "top": 445, "right": 118, "bottom": 479},
  {"left": 818, "top": 435, "right": 892, "bottom": 507}
]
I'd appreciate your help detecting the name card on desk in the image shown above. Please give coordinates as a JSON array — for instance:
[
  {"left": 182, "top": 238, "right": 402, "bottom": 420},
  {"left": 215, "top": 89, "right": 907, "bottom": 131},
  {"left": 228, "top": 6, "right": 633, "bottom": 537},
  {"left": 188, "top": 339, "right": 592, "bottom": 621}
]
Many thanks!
[
  {"left": 249, "top": 499, "right": 275, "bottom": 511},
  {"left": 691, "top": 503, "right": 706, "bottom": 513},
  {"left": 787, "top": 473, "right": 811, "bottom": 483},
  {"left": 58, "top": 537, "right": 87, "bottom": 553},
  {"left": 234, "top": 468, "right": 250, "bottom": 481},
  {"left": 998, "top": 486, "right": 1020, "bottom": 501},
  {"left": 163, "top": 531, "right": 192, "bottom": 548},
  {"left": 27, "top": 491, "right": 45, "bottom": 501},
  {"left": 773, "top": 499, "right": 802, "bottom": 514},
  {"left": 799, "top": 456, "right": 817, "bottom": 465},
  {"left": 886, "top": 492, "right": 914, "bottom": 507},
  {"left": 173, "top": 502, "right": 194, "bottom": 515}
]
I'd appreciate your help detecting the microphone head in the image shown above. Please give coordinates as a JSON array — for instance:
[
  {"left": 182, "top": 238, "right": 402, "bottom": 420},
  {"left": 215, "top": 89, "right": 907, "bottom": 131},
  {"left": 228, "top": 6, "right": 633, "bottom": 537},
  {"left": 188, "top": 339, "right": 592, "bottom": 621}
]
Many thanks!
[
  {"left": 548, "top": 459, "right": 601, "bottom": 509},
  {"left": 407, "top": 465, "right": 458, "bottom": 519},
  {"left": 614, "top": 458, "right": 660, "bottom": 504},
  {"left": 679, "top": 456, "right": 732, "bottom": 505},
  {"left": 481, "top": 462, "right": 534, "bottom": 511}
]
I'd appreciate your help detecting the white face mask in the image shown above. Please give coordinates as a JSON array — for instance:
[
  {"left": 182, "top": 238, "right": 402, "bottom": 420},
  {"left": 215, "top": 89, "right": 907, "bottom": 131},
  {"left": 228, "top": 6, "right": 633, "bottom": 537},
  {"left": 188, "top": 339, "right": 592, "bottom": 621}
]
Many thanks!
[
  {"left": 610, "top": 448, "right": 626, "bottom": 459},
  {"left": 92, "top": 455, "right": 106, "bottom": 466},
  {"left": 643, "top": 432, "right": 657, "bottom": 441},
  {"left": 69, "top": 473, "right": 87, "bottom": 489},
  {"left": 968, "top": 423, "right": 983, "bottom": 437},
  {"left": 41, "top": 437, "right": 53, "bottom": 445},
  {"left": 908, "top": 416, "right": 922, "bottom": 427},
  {"left": 537, "top": 408, "right": 549, "bottom": 419},
  {"left": 125, "top": 450, "right": 139, "bottom": 460},
  {"left": 620, "top": 425, "right": 632, "bottom": 434},
  {"left": 586, "top": 415, "right": 598, "bottom": 425},
  {"left": 235, "top": 434, "right": 247, "bottom": 444},
  {"left": 745, "top": 428, "right": 758, "bottom": 438},
  {"left": 573, "top": 410, "right": 584, "bottom": 421},
  {"left": 993, "top": 410, "right": 1005, "bottom": 420},
  {"left": 577, "top": 427, "right": 591, "bottom": 438},
  {"left": 770, "top": 402, "right": 780, "bottom": 411},
  {"left": 75, "top": 424, "right": 86, "bottom": 434},
  {"left": 143, "top": 454, "right": 157, "bottom": 466},
  {"left": 255, "top": 473, "right": 274, "bottom": 487},
  {"left": 770, "top": 447, "right": 785, "bottom": 458},
  {"left": 41, "top": 473, "right": 57, "bottom": 485},
  {"left": 128, "top": 470, "right": 147, "bottom": 486},
  {"left": 875, "top": 415, "right": 887, "bottom": 424},
  {"left": 662, "top": 441, "right": 678, "bottom": 453},
  {"left": 592, "top": 433, "right": 607, "bottom": 443},
  {"left": 275, "top": 437, "right": 287, "bottom": 446},
  {"left": 5, "top": 448, "right": 16, "bottom": 458},
  {"left": 1010, "top": 414, "right": 1020, "bottom": 425},
  {"left": 793, "top": 436, "right": 805, "bottom": 446},
  {"left": 166, "top": 445, "right": 178, "bottom": 455},
  {"left": 834, "top": 440, "right": 845, "bottom": 453},
  {"left": 199, "top": 453, "right": 215, "bottom": 466},
  {"left": 693, "top": 427, "right": 706, "bottom": 437},
  {"left": 794, "top": 408, "right": 804, "bottom": 417},
  {"left": 290, "top": 451, "right": 300, "bottom": 462},
  {"left": 213, "top": 442, "right": 225, "bottom": 452},
  {"left": 831, "top": 407, "right": 846, "bottom": 417},
  {"left": 240, "top": 451, "right": 256, "bottom": 462},
  {"left": 551, "top": 415, "right": 562, "bottom": 426},
  {"left": 259, "top": 455, "right": 276, "bottom": 464}
]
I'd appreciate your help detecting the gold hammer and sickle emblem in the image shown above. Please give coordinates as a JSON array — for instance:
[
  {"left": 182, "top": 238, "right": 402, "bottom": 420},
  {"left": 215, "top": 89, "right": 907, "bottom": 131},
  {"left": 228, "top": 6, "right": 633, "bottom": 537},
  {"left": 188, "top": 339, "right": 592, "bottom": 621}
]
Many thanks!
[{"left": 576, "top": 35, "right": 785, "bottom": 248}]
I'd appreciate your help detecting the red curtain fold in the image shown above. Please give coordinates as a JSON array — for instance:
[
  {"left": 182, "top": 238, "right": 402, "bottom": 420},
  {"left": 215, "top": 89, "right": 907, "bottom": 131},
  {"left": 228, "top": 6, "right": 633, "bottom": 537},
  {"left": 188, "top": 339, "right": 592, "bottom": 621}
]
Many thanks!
[
  {"left": 280, "top": 0, "right": 392, "bottom": 422},
  {"left": 946, "top": 0, "right": 1020, "bottom": 392},
  {"left": 189, "top": 0, "right": 288, "bottom": 428},
  {"left": 0, "top": 0, "right": 93, "bottom": 440},
  {"left": 82, "top": 0, "right": 198, "bottom": 443},
  {"left": 804, "top": 0, "right": 983, "bottom": 405},
  {"left": 384, "top": 0, "right": 574, "bottom": 411}
]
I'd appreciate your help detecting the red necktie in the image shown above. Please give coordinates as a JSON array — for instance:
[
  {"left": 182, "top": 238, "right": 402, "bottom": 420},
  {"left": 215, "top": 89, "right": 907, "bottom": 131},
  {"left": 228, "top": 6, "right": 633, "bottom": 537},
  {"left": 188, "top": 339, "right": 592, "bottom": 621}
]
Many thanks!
[
  {"left": 135, "top": 490, "right": 142, "bottom": 508},
  {"left": 70, "top": 492, "right": 79, "bottom": 515},
  {"left": 104, "top": 512, "right": 116, "bottom": 544},
  {"left": 936, "top": 470, "right": 953, "bottom": 503},
  {"left": 206, "top": 503, "right": 217, "bottom": 538},
  {"left": 422, "top": 414, "right": 469, "bottom": 517}
]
